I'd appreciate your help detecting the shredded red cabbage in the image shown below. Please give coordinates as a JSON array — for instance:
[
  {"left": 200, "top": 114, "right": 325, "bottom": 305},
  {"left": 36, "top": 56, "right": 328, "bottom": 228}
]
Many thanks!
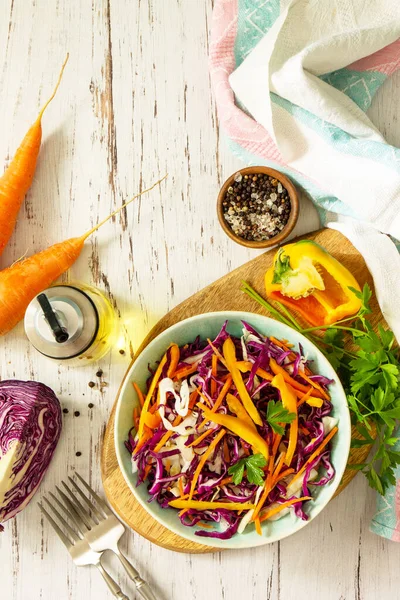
[{"left": 126, "top": 321, "right": 337, "bottom": 540}]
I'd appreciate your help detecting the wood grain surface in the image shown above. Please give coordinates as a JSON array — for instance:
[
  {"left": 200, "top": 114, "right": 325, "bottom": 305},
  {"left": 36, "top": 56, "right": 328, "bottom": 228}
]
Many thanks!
[
  {"left": 3, "top": 1, "right": 400, "bottom": 600},
  {"left": 101, "top": 227, "right": 380, "bottom": 553}
]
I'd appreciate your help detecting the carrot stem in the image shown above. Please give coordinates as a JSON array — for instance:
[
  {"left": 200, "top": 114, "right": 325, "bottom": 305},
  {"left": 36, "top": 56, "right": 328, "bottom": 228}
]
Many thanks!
[
  {"left": 38, "top": 54, "right": 69, "bottom": 120},
  {"left": 81, "top": 174, "right": 167, "bottom": 241}
]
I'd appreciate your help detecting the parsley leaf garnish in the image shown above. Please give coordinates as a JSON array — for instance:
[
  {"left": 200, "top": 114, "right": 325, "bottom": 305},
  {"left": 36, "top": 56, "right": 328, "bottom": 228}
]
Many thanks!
[
  {"left": 228, "top": 453, "right": 267, "bottom": 487},
  {"left": 266, "top": 400, "right": 296, "bottom": 435}
]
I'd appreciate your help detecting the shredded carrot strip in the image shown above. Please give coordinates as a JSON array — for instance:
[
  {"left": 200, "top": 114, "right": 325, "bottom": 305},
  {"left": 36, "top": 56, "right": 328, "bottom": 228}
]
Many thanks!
[
  {"left": 199, "top": 376, "right": 232, "bottom": 428},
  {"left": 269, "top": 358, "right": 325, "bottom": 399},
  {"left": 133, "top": 407, "right": 139, "bottom": 430},
  {"left": 271, "top": 451, "right": 287, "bottom": 486},
  {"left": 167, "top": 343, "right": 180, "bottom": 378},
  {"left": 165, "top": 459, "right": 171, "bottom": 472},
  {"left": 197, "top": 387, "right": 213, "bottom": 408},
  {"left": 188, "top": 429, "right": 226, "bottom": 500},
  {"left": 153, "top": 415, "right": 182, "bottom": 453},
  {"left": 133, "top": 382, "right": 145, "bottom": 408},
  {"left": 270, "top": 336, "right": 293, "bottom": 351},
  {"left": 271, "top": 374, "right": 298, "bottom": 467},
  {"left": 260, "top": 496, "right": 312, "bottom": 523},
  {"left": 196, "top": 522, "right": 214, "bottom": 529},
  {"left": 255, "top": 517, "right": 262, "bottom": 536},
  {"left": 207, "top": 339, "right": 227, "bottom": 367},
  {"left": 143, "top": 462, "right": 152, "bottom": 480},
  {"left": 211, "top": 354, "right": 218, "bottom": 397},
  {"left": 189, "top": 426, "right": 217, "bottom": 447},
  {"left": 178, "top": 477, "right": 184, "bottom": 497},
  {"left": 174, "top": 363, "right": 199, "bottom": 380},
  {"left": 290, "top": 426, "right": 338, "bottom": 485},
  {"left": 135, "top": 427, "right": 152, "bottom": 454},
  {"left": 219, "top": 476, "right": 233, "bottom": 487},
  {"left": 299, "top": 425, "right": 311, "bottom": 436},
  {"left": 223, "top": 438, "right": 230, "bottom": 463},
  {"left": 136, "top": 353, "right": 168, "bottom": 444},
  {"left": 272, "top": 434, "right": 282, "bottom": 457},
  {"left": 188, "top": 389, "right": 199, "bottom": 412},
  {"left": 252, "top": 455, "right": 275, "bottom": 521},
  {"left": 298, "top": 370, "right": 330, "bottom": 400},
  {"left": 274, "top": 468, "right": 294, "bottom": 484},
  {"left": 255, "top": 367, "right": 274, "bottom": 382},
  {"left": 296, "top": 387, "right": 313, "bottom": 407}
]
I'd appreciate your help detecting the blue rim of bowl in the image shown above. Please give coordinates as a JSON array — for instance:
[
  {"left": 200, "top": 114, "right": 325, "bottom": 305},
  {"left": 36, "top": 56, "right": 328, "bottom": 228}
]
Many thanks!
[{"left": 114, "top": 311, "right": 351, "bottom": 549}]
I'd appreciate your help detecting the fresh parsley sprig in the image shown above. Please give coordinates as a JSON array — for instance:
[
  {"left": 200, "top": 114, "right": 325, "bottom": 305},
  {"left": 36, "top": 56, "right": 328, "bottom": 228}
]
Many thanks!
[
  {"left": 241, "top": 280, "right": 400, "bottom": 495},
  {"left": 266, "top": 400, "right": 296, "bottom": 435},
  {"left": 228, "top": 453, "right": 267, "bottom": 487}
]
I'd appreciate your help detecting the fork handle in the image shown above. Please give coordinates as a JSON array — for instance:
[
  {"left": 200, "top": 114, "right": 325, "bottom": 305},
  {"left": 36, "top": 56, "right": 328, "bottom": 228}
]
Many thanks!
[
  {"left": 115, "top": 549, "right": 140, "bottom": 579},
  {"left": 96, "top": 562, "right": 130, "bottom": 600},
  {"left": 115, "top": 550, "right": 157, "bottom": 600}
]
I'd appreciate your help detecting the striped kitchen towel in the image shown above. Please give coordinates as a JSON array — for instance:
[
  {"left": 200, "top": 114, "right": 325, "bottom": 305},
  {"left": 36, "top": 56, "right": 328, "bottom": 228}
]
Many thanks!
[{"left": 210, "top": 0, "right": 400, "bottom": 541}]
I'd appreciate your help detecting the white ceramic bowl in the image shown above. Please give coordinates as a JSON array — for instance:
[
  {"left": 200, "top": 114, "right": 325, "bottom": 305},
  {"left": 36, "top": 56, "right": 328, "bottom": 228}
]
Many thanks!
[{"left": 114, "top": 312, "right": 351, "bottom": 549}]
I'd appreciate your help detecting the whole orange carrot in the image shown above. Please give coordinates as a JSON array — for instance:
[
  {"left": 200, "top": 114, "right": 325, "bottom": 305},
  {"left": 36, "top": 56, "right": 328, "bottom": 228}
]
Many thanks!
[
  {"left": 0, "top": 55, "right": 68, "bottom": 256},
  {"left": 0, "top": 175, "right": 166, "bottom": 335}
]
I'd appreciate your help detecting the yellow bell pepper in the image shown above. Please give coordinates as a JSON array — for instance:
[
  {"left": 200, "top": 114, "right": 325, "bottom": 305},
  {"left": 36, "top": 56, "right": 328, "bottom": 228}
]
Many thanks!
[
  {"left": 271, "top": 374, "right": 298, "bottom": 466},
  {"left": 169, "top": 499, "right": 256, "bottom": 511},
  {"left": 265, "top": 240, "right": 362, "bottom": 327},
  {"left": 198, "top": 402, "right": 269, "bottom": 460},
  {"left": 226, "top": 393, "right": 257, "bottom": 432},
  {"left": 223, "top": 338, "right": 262, "bottom": 426}
]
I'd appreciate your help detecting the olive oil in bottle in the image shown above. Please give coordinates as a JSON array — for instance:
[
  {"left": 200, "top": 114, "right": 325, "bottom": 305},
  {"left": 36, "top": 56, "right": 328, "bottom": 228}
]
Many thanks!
[{"left": 24, "top": 283, "right": 119, "bottom": 366}]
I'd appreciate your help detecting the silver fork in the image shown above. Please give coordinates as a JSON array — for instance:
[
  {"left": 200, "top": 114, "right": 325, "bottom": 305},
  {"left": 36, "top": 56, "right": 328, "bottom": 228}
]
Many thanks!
[
  {"left": 39, "top": 500, "right": 130, "bottom": 600},
  {"left": 56, "top": 473, "right": 157, "bottom": 600}
]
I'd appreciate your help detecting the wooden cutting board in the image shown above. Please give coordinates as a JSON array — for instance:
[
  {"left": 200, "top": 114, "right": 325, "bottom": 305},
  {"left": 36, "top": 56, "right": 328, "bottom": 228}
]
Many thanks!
[{"left": 101, "top": 228, "right": 383, "bottom": 553}]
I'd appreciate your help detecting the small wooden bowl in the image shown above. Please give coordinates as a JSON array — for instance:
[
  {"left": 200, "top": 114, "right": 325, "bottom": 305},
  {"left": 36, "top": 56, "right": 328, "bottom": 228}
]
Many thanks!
[{"left": 217, "top": 166, "right": 299, "bottom": 249}]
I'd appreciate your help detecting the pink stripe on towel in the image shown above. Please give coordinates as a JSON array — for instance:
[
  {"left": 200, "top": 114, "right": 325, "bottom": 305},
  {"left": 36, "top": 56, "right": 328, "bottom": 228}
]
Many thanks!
[
  {"left": 392, "top": 479, "right": 400, "bottom": 542},
  {"left": 209, "top": 0, "right": 283, "bottom": 163},
  {"left": 349, "top": 39, "right": 400, "bottom": 76}
]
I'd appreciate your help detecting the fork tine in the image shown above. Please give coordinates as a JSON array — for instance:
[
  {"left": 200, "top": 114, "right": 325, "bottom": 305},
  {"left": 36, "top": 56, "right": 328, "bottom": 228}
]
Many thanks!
[
  {"left": 56, "top": 486, "right": 89, "bottom": 533},
  {"left": 61, "top": 481, "right": 98, "bottom": 528},
  {"left": 39, "top": 502, "right": 74, "bottom": 550},
  {"left": 45, "top": 495, "right": 82, "bottom": 543},
  {"left": 67, "top": 476, "right": 103, "bottom": 521},
  {"left": 75, "top": 472, "right": 112, "bottom": 517}
]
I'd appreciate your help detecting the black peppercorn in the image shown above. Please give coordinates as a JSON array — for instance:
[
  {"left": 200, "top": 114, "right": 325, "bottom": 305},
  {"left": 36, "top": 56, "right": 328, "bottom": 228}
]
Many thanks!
[{"left": 222, "top": 171, "right": 291, "bottom": 242}]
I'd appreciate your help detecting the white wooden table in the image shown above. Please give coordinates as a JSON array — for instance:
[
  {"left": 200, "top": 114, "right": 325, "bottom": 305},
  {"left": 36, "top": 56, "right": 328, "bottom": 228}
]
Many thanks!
[{"left": 1, "top": 1, "right": 400, "bottom": 599}]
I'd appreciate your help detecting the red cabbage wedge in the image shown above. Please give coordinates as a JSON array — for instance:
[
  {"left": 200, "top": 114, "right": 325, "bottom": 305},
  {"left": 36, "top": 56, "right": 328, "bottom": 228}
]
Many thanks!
[{"left": 0, "top": 380, "right": 62, "bottom": 531}]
